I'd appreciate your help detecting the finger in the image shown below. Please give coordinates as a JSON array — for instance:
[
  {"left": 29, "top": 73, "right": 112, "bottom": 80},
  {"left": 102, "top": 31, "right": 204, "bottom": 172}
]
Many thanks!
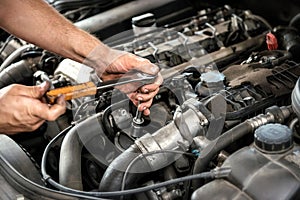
[
  {"left": 14, "top": 82, "right": 50, "bottom": 99},
  {"left": 134, "top": 88, "right": 159, "bottom": 102},
  {"left": 31, "top": 95, "right": 66, "bottom": 121},
  {"left": 30, "top": 120, "right": 46, "bottom": 131},
  {"left": 129, "top": 97, "right": 153, "bottom": 111},
  {"left": 139, "top": 99, "right": 153, "bottom": 112},
  {"left": 143, "top": 108, "right": 151, "bottom": 116},
  {"left": 29, "top": 81, "right": 50, "bottom": 98},
  {"left": 140, "top": 73, "right": 163, "bottom": 93},
  {"left": 24, "top": 119, "right": 45, "bottom": 132},
  {"left": 140, "top": 99, "right": 153, "bottom": 116},
  {"left": 27, "top": 118, "right": 45, "bottom": 126},
  {"left": 128, "top": 97, "right": 152, "bottom": 116},
  {"left": 116, "top": 73, "right": 162, "bottom": 94}
]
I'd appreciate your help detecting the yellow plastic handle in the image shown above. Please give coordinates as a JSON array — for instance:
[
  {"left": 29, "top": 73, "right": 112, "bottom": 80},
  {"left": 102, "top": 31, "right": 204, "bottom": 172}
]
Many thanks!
[{"left": 46, "top": 81, "right": 97, "bottom": 104}]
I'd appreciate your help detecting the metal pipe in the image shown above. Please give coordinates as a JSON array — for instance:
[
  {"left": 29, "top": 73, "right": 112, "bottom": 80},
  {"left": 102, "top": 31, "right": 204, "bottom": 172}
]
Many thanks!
[{"left": 75, "top": 0, "right": 176, "bottom": 33}]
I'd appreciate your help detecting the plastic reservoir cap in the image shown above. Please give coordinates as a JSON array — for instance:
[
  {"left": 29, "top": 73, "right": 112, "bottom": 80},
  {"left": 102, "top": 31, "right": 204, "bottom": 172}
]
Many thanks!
[{"left": 254, "top": 124, "right": 293, "bottom": 154}]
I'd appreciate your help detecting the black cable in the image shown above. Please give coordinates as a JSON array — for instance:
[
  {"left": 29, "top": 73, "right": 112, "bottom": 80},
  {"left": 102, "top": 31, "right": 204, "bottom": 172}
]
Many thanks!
[
  {"left": 41, "top": 117, "right": 229, "bottom": 198},
  {"left": 41, "top": 125, "right": 74, "bottom": 181},
  {"left": 73, "top": 97, "right": 99, "bottom": 120},
  {"left": 0, "top": 153, "right": 111, "bottom": 200},
  {"left": 43, "top": 140, "right": 227, "bottom": 198},
  {"left": 102, "top": 98, "right": 130, "bottom": 140},
  {"left": 0, "top": 35, "right": 14, "bottom": 56},
  {"left": 45, "top": 166, "right": 224, "bottom": 198},
  {"left": 121, "top": 150, "right": 196, "bottom": 192}
]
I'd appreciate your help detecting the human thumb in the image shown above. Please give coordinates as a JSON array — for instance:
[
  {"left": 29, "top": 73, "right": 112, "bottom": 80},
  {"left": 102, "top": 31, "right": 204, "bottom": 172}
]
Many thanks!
[{"left": 27, "top": 81, "right": 50, "bottom": 99}]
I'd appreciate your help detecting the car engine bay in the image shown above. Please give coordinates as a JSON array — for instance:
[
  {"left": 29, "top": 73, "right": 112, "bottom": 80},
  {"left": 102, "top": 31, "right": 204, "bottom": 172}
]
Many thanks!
[{"left": 0, "top": 0, "right": 300, "bottom": 199}]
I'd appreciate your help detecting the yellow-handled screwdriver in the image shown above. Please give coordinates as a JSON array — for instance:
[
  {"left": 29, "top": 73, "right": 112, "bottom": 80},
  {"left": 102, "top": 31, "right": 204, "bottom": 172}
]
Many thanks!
[{"left": 46, "top": 71, "right": 157, "bottom": 104}]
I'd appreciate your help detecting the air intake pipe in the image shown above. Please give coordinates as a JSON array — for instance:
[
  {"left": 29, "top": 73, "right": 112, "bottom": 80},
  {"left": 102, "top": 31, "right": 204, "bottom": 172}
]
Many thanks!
[
  {"left": 59, "top": 113, "right": 120, "bottom": 190},
  {"left": 99, "top": 98, "right": 206, "bottom": 194}
]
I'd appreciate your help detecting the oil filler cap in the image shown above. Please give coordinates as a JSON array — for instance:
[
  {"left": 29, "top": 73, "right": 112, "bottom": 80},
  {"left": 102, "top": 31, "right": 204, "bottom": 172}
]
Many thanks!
[{"left": 254, "top": 124, "right": 293, "bottom": 154}]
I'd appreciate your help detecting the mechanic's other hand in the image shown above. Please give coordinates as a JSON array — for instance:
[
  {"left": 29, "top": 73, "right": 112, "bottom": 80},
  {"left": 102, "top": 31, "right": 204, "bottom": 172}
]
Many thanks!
[
  {"left": 100, "top": 51, "right": 163, "bottom": 116},
  {"left": 0, "top": 82, "right": 66, "bottom": 135}
]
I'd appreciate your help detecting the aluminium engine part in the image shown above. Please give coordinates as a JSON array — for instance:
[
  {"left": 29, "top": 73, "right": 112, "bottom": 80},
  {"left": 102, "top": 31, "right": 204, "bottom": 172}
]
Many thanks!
[{"left": 1, "top": 2, "right": 300, "bottom": 200}]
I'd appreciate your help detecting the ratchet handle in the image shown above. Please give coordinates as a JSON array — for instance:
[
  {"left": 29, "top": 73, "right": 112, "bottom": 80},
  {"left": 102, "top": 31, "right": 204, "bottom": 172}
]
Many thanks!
[{"left": 46, "top": 81, "right": 97, "bottom": 104}]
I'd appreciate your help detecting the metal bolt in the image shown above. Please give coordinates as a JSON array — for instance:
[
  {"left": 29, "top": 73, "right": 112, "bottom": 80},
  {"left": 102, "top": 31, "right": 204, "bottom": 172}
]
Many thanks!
[{"left": 133, "top": 101, "right": 144, "bottom": 125}]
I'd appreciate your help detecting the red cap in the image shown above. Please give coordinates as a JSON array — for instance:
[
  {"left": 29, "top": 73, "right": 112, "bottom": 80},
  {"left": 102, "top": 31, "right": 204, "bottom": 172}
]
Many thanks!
[{"left": 266, "top": 32, "right": 278, "bottom": 50}]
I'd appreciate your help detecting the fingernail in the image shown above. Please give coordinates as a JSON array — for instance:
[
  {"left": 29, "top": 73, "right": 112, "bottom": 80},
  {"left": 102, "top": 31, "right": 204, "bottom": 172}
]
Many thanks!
[
  {"left": 138, "top": 97, "right": 143, "bottom": 101},
  {"left": 40, "top": 81, "right": 48, "bottom": 89},
  {"left": 143, "top": 106, "right": 147, "bottom": 110},
  {"left": 151, "top": 65, "right": 159, "bottom": 73},
  {"left": 143, "top": 89, "right": 149, "bottom": 93},
  {"left": 57, "top": 94, "right": 66, "bottom": 105}
]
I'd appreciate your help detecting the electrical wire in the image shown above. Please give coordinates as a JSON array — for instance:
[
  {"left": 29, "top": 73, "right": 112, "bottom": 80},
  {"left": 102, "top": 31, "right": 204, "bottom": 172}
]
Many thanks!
[
  {"left": 73, "top": 97, "right": 99, "bottom": 120},
  {"left": 247, "top": 13, "right": 272, "bottom": 30},
  {"left": 120, "top": 150, "right": 196, "bottom": 199},
  {"left": 121, "top": 151, "right": 196, "bottom": 191},
  {"left": 0, "top": 152, "right": 111, "bottom": 200},
  {"left": 289, "top": 118, "right": 299, "bottom": 130},
  {"left": 45, "top": 165, "right": 225, "bottom": 198},
  {"left": 41, "top": 125, "right": 74, "bottom": 181},
  {"left": 0, "top": 35, "right": 14, "bottom": 56},
  {"left": 42, "top": 131, "right": 228, "bottom": 198}
]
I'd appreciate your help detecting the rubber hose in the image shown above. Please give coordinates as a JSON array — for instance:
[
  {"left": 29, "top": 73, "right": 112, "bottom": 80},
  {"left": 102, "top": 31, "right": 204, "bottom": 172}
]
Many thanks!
[
  {"left": 0, "top": 58, "right": 39, "bottom": 89},
  {"left": 192, "top": 121, "right": 253, "bottom": 189},
  {"left": 289, "top": 13, "right": 300, "bottom": 30},
  {"left": 0, "top": 44, "right": 32, "bottom": 72},
  {"left": 59, "top": 113, "right": 109, "bottom": 190},
  {"left": 99, "top": 144, "right": 151, "bottom": 194}
]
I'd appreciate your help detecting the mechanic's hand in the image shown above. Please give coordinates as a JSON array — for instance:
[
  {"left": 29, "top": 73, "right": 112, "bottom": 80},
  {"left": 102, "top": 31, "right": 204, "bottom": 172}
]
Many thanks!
[
  {"left": 0, "top": 82, "right": 66, "bottom": 135},
  {"left": 100, "top": 51, "right": 163, "bottom": 116}
]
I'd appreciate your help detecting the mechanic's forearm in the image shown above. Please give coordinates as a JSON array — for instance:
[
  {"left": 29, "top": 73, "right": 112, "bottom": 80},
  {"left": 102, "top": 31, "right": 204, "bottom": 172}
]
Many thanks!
[{"left": 0, "top": 0, "right": 111, "bottom": 69}]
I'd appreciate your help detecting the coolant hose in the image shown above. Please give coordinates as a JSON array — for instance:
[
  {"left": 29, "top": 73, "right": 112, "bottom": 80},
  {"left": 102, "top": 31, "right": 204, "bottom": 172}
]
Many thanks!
[
  {"left": 0, "top": 44, "right": 33, "bottom": 72},
  {"left": 192, "top": 122, "right": 253, "bottom": 189},
  {"left": 0, "top": 57, "right": 39, "bottom": 89},
  {"left": 59, "top": 113, "right": 120, "bottom": 190}
]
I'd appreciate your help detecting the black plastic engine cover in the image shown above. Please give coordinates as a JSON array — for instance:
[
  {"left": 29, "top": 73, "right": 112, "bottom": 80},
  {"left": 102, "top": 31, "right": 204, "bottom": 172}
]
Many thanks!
[{"left": 192, "top": 145, "right": 300, "bottom": 200}]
